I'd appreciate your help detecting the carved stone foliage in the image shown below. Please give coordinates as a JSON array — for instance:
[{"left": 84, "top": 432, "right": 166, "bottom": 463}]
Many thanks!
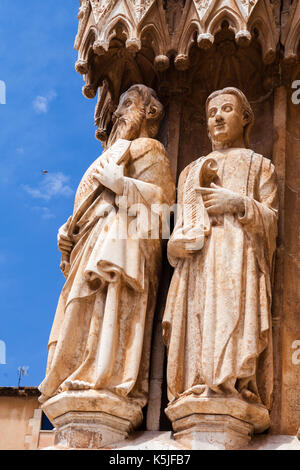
[
  {"left": 90, "top": 0, "right": 116, "bottom": 24},
  {"left": 193, "top": 0, "right": 259, "bottom": 17}
]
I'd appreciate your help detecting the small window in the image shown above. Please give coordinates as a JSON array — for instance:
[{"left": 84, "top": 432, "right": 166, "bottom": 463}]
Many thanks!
[{"left": 41, "top": 412, "right": 54, "bottom": 430}]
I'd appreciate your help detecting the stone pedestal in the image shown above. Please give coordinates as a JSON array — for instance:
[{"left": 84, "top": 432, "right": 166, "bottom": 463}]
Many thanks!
[
  {"left": 166, "top": 395, "right": 271, "bottom": 450},
  {"left": 171, "top": 414, "right": 253, "bottom": 450},
  {"left": 53, "top": 411, "right": 131, "bottom": 449},
  {"left": 41, "top": 389, "right": 143, "bottom": 449}
]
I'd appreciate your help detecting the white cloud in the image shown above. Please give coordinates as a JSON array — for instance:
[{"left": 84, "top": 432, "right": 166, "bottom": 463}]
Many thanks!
[
  {"left": 23, "top": 172, "right": 73, "bottom": 201},
  {"left": 0, "top": 80, "right": 6, "bottom": 105},
  {"left": 33, "top": 90, "right": 57, "bottom": 114},
  {"left": 32, "top": 206, "right": 55, "bottom": 220},
  {"left": 33, "top": 96, "right": 48, "bottom": 113}
]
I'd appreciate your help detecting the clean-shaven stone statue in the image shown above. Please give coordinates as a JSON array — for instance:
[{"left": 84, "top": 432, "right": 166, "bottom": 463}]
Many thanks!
[
  {"left": 163, "top": 87, "right": 278, "bottom": 449},
  {"left": 39, "top": 84, "right": 175, "bottom": 448}
]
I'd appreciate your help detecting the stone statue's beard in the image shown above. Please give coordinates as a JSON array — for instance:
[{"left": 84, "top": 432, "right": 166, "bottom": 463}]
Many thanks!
[{"left": 107, "top": 111, "right": 145, "bottom": 148}]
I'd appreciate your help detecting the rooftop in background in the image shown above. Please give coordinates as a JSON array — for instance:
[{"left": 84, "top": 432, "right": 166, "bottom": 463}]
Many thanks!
[{"left": 0, "top": 387, "right": 40, "bottom": 397}]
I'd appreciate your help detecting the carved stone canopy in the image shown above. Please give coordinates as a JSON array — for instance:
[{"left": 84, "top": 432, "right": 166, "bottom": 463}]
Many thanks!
[
  {"left": 73, "top": 0, "right": 285, "bottom": 146},
  {"left": 75, "top": 0, "right": 279, "bottom": 67}
]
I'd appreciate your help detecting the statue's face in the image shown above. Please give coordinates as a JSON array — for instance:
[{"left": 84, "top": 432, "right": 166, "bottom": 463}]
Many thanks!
[
  {"left": 107, "top": 90, "right": 145, "bottom": 147},
  {"left": 207, "top": 94, "right": 246, "bottom": 148}
]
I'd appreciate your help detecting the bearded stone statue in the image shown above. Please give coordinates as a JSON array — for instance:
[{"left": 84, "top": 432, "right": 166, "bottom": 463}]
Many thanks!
[
  {"left": 163, "top": 87, "right": 278, "bottom": 449},
  {"left": 39, "top": 85, "right": 175, "bottom": 448}
]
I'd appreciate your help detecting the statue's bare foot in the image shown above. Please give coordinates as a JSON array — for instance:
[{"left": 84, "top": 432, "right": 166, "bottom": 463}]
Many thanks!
[
  {"left": 201, "top": 386, "right": 216, "bottom": 397},
  {"left": 241, "top": 389, "right": 260, "bottom": 404},
  {"left": 65, "top": 380, "right": 92, "bottom": 390},
  {"left": 211, "top": 379, "right": 239, "bottom": 397}
]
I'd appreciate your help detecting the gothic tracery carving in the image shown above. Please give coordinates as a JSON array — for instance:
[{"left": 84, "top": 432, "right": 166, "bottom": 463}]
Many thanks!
[{"left": 73, "top": 1, "right": 293, "bottom": 146}]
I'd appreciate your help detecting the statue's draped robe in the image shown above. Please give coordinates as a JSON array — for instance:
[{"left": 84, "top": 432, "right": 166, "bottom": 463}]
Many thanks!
[
  {"left": 39, "top": 138, "right": 175, "bottom": 408},
  {"left": 163, "top": 149, "right": 278, "bottom": 409}
]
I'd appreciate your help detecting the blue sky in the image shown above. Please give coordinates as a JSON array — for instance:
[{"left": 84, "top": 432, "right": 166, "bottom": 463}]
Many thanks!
[{"left": 0, "top": 1, "right": 103, "bottom": 387}]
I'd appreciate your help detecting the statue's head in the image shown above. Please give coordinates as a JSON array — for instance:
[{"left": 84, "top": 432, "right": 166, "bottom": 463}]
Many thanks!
[
  {"left": 107, "top": 84, "right": 164, "bottom": 147},
  {"left": 205, "top": 87, "right": 254, "bottom": 150}
]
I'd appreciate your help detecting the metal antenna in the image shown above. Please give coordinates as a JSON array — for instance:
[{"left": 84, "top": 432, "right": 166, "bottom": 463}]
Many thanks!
[{"left": 17, "top": 366, "right": 29, "bottom": 388}]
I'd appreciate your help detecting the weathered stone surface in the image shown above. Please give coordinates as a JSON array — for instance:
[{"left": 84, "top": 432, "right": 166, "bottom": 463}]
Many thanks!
[
  {"left": 163, "top": 88, "right": 278, "bottom": 445},
  {"left": 41, "top": 390, "right": 143, "bottom": 427},
  {"left": 39, "top": 85, "right": 175, "bottom": 446},
  {"left": 166, "top": 396, "right": 270, "bottom": 434},
  {"left": 42, "top": 431, "right": 300, "bottom": 451},
  {"left": 280, "top": 89, "right": 300, "bottom": 435},
  {"left": 172, "top": 414, "right": 253, "bottom": 450},
  {"left": 36, "top": 1, "right": 300, "bottom": 451},
  {"left": 53, "top": 411, "right": 131, "bottom": 449}
]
